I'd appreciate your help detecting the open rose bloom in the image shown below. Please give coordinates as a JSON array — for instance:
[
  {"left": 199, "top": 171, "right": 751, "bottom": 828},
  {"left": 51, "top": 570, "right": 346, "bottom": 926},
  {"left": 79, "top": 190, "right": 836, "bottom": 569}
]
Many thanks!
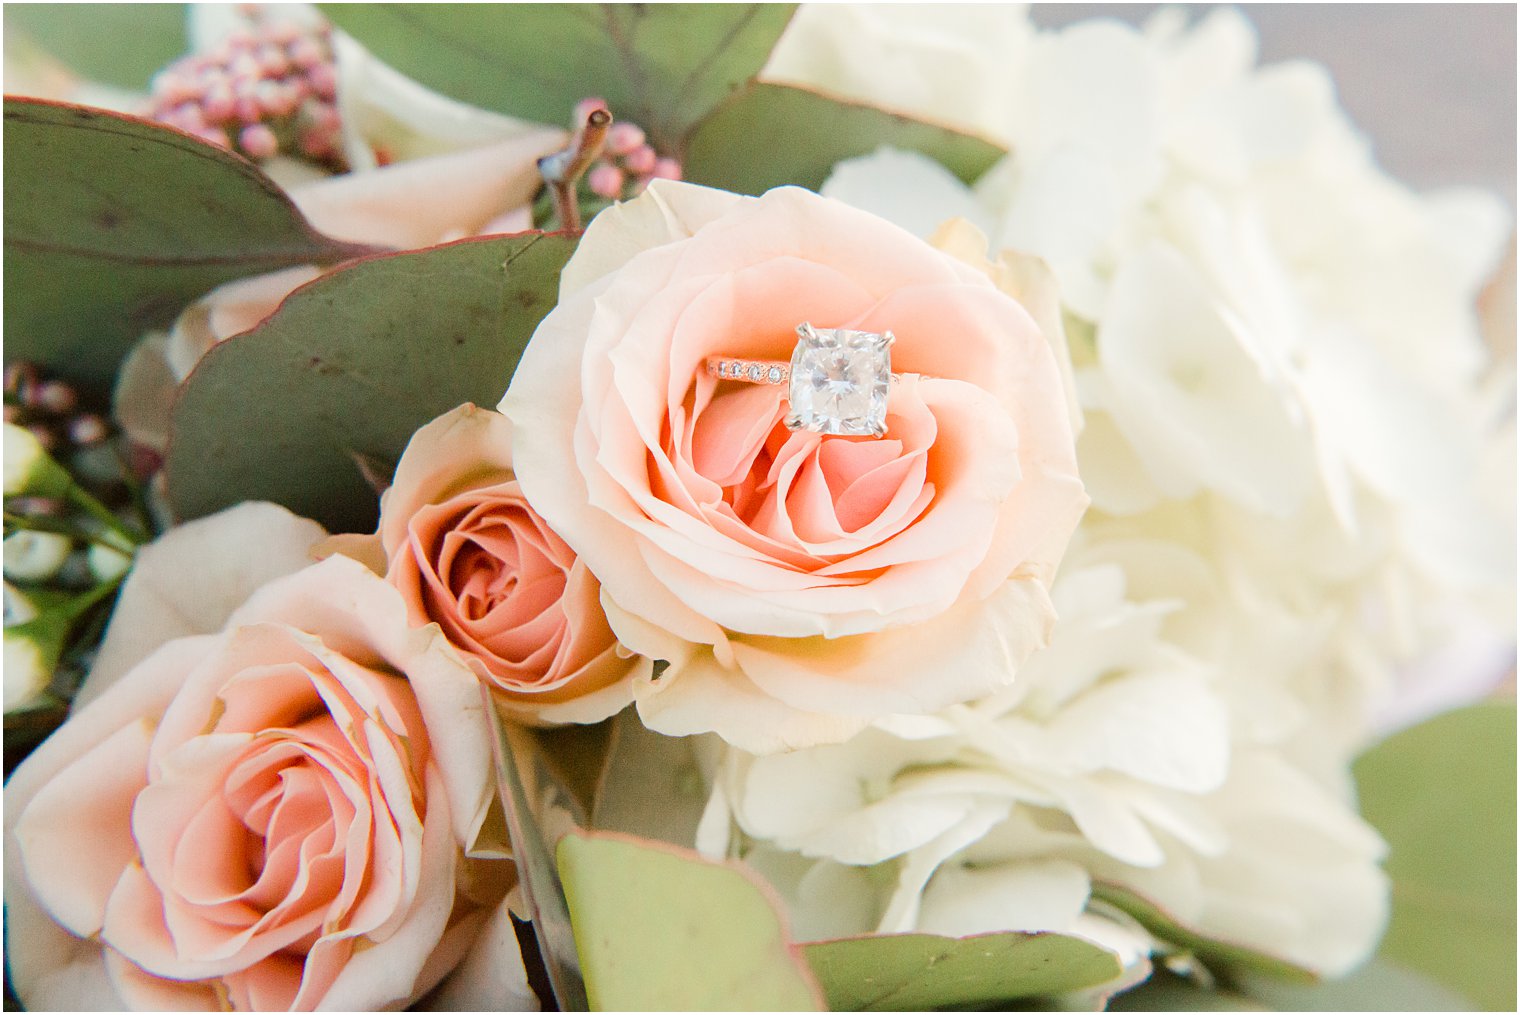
[
  {"left": 326, "top": 402, "right": 646, "bottom": 724},
  {"left": 4, "top": 505, "right": 532, "bottom": 1011},
  {"left": 503, "top": 182, "right": 1089, "bottom": 753}
]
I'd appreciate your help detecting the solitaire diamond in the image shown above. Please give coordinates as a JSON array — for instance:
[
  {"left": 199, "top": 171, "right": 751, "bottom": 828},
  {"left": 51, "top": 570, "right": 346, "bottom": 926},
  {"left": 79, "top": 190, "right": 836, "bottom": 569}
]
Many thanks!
[{"left": 785, "top": 324, "right": 893, "bottom": 437}]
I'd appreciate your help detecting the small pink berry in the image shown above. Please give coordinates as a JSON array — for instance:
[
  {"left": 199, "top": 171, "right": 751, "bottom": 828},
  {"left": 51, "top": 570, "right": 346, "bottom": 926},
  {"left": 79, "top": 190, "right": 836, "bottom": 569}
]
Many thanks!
[
  {"left": 151, "top": 71, "right": 193, "bottom": 104},
  {"left": 287, "top": 36, "right": 324, "bottom": 69},
  {"left": 202, "top": 85, "right": 236, "bottom": 123},
  {"left": 68, "top": 414, "right": 109, "bottom": 447},
  {"left": 299, "top": 127, "right": 334, "bottom": 159},
  {"left": 605, "top": 122, "right": 645, "bottom": 156},
  {"left": 193, "top": 125, "right": 231, "bottom": 149},
  {"left": 305, "top": 100, "right": 342, "bottom": 133},
  {"left": 588, "top": 163, "right": 625, "bottom": 200},
  {"left": 3, "top": 404, "right": 21, "bottom": 424},
  {"left": 651, "top": 157, "right": 683, "bottom": 182},
  {"left": 239, "top": 123, "right": 279, "bottom": 159},
  {"left": 228, "top": 51, "right": 262, "bottom": 81},
  {"left": 573, "top": 96, "right": 608, "bottom": 125},
  {"left": 256, "top": 43, "right": 290, "bottom": 77},
  {"left": 33, "top": 380, "right": 77, "bottom": 415},
  {"left": 306, "top": 63, "right": 338, "bottom": 100},
  {"left": 622, "top": 144, "right": 657, "bottom": 175},
  {"left": 234, "top": 96, "right": 263, "bottom": 125}
]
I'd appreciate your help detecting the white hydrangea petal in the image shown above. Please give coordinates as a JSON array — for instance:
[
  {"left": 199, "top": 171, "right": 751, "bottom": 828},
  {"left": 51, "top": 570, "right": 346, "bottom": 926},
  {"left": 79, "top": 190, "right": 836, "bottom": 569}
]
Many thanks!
[{"left": 917, "top": 858, "right": 1090, "bottom": 937}]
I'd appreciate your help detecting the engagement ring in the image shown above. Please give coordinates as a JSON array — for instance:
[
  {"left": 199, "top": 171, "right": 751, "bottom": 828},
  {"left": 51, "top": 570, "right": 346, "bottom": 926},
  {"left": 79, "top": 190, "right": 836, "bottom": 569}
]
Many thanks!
[{"left": 706, "top": 323, "right": 896, "bottom": 437}]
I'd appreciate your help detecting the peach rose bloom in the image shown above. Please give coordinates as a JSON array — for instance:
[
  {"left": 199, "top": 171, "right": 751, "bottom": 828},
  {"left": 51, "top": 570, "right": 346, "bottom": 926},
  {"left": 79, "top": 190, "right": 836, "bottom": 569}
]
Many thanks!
[
  {"left": 4, "top": 504, "right": 534, "bottom": 1011},
  {"left": 502, "top": 182, "right": 1088, "bottom": 753},
  {"left": 328, "top": 403, "right": 644, "bottom": 723}
]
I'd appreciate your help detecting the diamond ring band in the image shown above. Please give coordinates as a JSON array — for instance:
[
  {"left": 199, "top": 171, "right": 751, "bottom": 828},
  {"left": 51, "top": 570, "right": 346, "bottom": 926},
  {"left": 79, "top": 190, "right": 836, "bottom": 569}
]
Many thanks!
[{"left": 706, "top": 323, "right": 897, "bottom": 438}]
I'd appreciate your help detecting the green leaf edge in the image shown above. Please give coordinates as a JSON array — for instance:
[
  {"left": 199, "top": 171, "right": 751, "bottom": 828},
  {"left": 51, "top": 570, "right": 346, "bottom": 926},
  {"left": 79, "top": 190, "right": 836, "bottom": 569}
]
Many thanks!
[
  {"left": 557, "top": 829, "right": 828, "bottom": 1012},
  {"left": 1091, "top": 882, "right": 1318, "bottom": 985}
]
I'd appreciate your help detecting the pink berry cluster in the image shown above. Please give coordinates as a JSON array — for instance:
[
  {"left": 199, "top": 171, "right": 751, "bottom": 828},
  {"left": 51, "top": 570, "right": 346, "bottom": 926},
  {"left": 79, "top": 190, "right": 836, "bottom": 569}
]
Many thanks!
[
  {"left": 575, "top": 98, "right": 683, "bottom": 202},
  {"left": 143, "top": 16, "right": 345, "bottom": 168}
]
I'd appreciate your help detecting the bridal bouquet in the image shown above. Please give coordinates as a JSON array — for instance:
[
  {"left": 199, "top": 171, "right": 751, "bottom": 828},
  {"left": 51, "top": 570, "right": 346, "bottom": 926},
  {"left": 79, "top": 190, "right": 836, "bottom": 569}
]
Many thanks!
[{"left": 4, "top": 4, "right": 1514, "bottom": 1011}]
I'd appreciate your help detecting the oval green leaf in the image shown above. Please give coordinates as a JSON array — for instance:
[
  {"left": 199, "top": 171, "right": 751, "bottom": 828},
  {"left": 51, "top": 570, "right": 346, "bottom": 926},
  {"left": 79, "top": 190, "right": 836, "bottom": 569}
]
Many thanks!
[
  {"left": 4, "top": 98, "right": 371, "bottom": 391},
  {"left": 803, "top": 929, "right": 1123, "bottom": 1012},
  {"left": 165, "top": 232, "right": 576, "bottom": 533},
  {"left": 683, "top": 82, "right": 1006, "bottom": 195},
  {"left": 1354, "top": 702, "right": 1516, "bottom": 1012},
  {"left": 320, "top": 4, "right": 797, "bottom": 151},
  {"left": 590, "top": 707, "right": 712, "bottom": 847},
  {"left": 1089, "top": 883, "right": 1316, "bottom": 985},
  {"left": 558, "top": 831, "right": 825, "bottom": 1011}
]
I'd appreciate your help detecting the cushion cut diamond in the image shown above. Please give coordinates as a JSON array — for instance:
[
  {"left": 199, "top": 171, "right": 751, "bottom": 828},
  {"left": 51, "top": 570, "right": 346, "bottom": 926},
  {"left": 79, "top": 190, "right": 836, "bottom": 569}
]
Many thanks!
[{"left": 785, "top": 324, "right": 893, "bottom": 437}]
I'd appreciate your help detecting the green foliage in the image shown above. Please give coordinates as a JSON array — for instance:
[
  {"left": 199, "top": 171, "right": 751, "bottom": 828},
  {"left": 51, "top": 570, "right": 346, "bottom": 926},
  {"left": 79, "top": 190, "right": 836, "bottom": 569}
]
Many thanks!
[
  {"left": 1089, "top": 883, "right": 1316, "bottom": 984},
  {"left": 5, "top": 4, "right": 187, "bottom": 90},
  {"left": 558, "top": 832, "right": 825, "bottom": 1011},
  {"left": 1237, "top": 959, "right": 1476, "bottom": 1011},
  {"left": 320, "top": 4, "right": 797, "bottom": 151},
  {"left": 1354, "top": 702, "right": 1517, "bottom": 1011},
  {"left": 3, "top": 98, "right": 368, "bottom": 393},
  {"left": 164, "top": 233, "right": 576, "bottom": 533},
  {"left": 802, "top": 931, "right": 1124, "bottom": 1011},
  {"left": 683, "top": 82, "right": 1005, "bottom": 194},
  {"left": 590, "top": 707, "right": 711, "bottom": 847}
]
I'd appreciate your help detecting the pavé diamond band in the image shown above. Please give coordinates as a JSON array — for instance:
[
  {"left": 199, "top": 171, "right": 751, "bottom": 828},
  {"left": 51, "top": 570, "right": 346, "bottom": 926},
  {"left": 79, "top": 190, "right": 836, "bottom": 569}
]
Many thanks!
[{"left": 705, "top": 323, "right": 897, "bottom": 437}]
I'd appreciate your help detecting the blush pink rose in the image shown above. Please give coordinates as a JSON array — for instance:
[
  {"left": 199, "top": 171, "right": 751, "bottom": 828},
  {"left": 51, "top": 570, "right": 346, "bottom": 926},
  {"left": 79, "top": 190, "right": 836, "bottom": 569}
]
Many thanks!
[
  {"left": 327, "top": 403, "right": 644, "bottom": 723},
  {"left": 501, "top": 182, "right": 1088, "bottom": 753},
  {"left": 4, "top": 504, "right": 534, "bottom": 1011}
]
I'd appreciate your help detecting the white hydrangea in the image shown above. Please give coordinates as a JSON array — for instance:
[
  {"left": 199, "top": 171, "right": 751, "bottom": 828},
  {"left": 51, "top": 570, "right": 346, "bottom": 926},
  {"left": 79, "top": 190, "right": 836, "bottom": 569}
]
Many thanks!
[
  {"left": 699, "top": 562, "right": 1388, "bottom": 976},
  {"left": 808, "top": 6, "right": 1514, "bottom": 752}
]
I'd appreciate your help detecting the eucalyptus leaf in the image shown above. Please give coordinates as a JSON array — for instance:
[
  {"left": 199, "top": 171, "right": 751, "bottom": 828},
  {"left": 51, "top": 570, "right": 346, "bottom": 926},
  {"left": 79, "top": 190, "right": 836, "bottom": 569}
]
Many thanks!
[
  {"left": 1354, "top": 702, "right": 1516, "bottom": 1012},
  {"left": 1108, "top": 970, "right": 1266, "bottom": 1011},
  {"left": 4, "top": 98, "right": 370, "bottom": 391},
  {"left": 802, "top": 930, "right": 1123, "bottom": 1011},
  {"left": 683, "top": 82, "right": 1006, "bottom": 195},
  {"left": 165, "top": 232, "right": 576, "bottom": 533},
  {"left": 1089, "top": 883, "right": 1316, "bottom": 984},
  {"left": 320, "top": 4, "right": 796, "bottom": 151},
  {"left": 591, "top": 706, "right": 712, "bottom": 847},
  {"left": 1237, "top": 958, "right": 1476, "bottom": 1011},
  {"left": 5, "top": 4, "right": 187, "bottom": 90},
  {"left": 558, "top": 832, "right": 825, "bottom": 1011}
]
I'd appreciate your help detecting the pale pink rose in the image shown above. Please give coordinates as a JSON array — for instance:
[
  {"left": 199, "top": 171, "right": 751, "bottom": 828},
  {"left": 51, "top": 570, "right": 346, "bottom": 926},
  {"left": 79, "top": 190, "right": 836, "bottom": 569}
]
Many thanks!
[
  {"left": 4, "top": 504, "right": 535, "bottom": 1012},
  {"left": 117, "top": 127, "right": 564, "bottom": 453},
  {"left": 501, "top": 182, "right": 1088, "bottom": 753},
  {"left": 327, "top": 403, "right": 644, "bottom": 723}
]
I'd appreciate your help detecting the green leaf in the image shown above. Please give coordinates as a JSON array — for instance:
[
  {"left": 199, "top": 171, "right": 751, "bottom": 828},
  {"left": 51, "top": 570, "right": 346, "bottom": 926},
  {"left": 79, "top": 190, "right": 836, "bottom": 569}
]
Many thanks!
[
  {"left": 1236, "top": 959, "right": 1476, "bottom": 1011},
  {"left": 320, "top": 4, "right": 797, "bottom": 151},
  {"left": 590, "top": 707, "right": 711, "bottom": 847},
  {"left": 1354, "top": 702, "right": 1517, "bottom": 1012},
  {"left": 3, "top": 98, "right": 370, "bottom": 392},
  {"left": 1089, "top": 883, "right": 1316, "bottom": 984},
  {"left": 1108, "top": 970, "right": 1266, "bottom": 1012},
  {"left": 558, "top": 831, "right": 825, "bottom": 1011},
  {"left": 5, "top": 4, "right": 187, "bottom": 90},
  {"left": 802, "top": 930, "right": 1123, "bottom": 1011},
  {"left": 683, "top": 82, "right": 1005, "bottom": 195},
  {"left": 164, "top": 232, "right": 576, "bottom": 533}
]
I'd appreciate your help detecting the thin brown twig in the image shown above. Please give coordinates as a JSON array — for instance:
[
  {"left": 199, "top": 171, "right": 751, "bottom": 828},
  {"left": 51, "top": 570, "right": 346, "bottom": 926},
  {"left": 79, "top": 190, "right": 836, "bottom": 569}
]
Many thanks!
[{"left": 538, "top": 107, "right": 612, "bottom": 232}]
